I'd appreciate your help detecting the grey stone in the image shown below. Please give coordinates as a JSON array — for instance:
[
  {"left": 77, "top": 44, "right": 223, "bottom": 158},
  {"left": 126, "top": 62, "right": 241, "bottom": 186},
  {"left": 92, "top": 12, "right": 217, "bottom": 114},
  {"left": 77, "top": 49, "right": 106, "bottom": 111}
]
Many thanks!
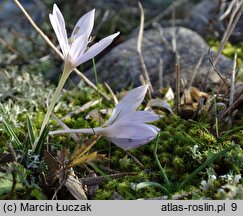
[
  {"left": 84, "top": 27, "right": 232, "bottom": 92},
  {"left": 0, "top": 0, "right": 42, "bottom": 31}
]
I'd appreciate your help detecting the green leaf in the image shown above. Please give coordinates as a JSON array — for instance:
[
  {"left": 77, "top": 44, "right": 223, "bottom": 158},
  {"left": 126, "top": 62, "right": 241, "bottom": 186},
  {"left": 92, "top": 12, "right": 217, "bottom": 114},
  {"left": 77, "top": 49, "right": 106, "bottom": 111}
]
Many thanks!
[
  {"left": 0, "top": 103, "right": 6, "bottom": 116},
  {"left": 0, "top": 172, "right": 23, "bottom": 196},
  {"left": 179, "top": 144, "right": 239, "bottom": 189},
  {"left": 26, "top": 115, "right": 36, "bottom": 147},
  {"left": 31, "top": 188, "right": 47, "bottom": 200},
  {"left": 34, "top": 126, "right": 49, "bottom": 155},
  {"left": 132, "top": 181, "right": 166, "bottom": 191},
  {"left": 2, "top": 119, "right": 22, "bottom": 148},
  {"left": 153, "top": 134, "right": 170, "bottom": 191}
]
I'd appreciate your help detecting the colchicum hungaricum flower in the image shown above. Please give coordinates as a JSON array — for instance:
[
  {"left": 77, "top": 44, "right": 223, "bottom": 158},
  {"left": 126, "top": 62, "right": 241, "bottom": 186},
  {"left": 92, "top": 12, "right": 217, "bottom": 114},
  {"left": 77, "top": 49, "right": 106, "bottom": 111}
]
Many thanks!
[
  {"left": 38, "top": 4, "right": 119, "bottom": 139},
  {"left": 49, "top": 4, "right": 120, "bottom": 71},
  {"left": 49, "top": 85, "right": 160, "bottom": 150}
]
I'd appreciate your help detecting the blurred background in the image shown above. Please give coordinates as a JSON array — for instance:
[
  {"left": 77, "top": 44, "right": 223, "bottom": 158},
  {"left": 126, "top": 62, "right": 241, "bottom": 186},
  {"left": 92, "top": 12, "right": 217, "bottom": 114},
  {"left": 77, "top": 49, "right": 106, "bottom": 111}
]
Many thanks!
[{"left": 0, "top": 0, "right": 242, "bottom": 84}]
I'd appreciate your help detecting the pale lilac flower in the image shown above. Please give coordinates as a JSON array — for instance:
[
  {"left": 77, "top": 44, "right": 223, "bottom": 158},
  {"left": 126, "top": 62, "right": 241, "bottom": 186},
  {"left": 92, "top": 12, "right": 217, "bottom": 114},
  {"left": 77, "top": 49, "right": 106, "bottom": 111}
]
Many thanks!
[
  {"left": 49, "top": 85, "right": 160, "bottom": 150},
  {"left": 49, "top": 4, "right": 119, "bottom": 70}
]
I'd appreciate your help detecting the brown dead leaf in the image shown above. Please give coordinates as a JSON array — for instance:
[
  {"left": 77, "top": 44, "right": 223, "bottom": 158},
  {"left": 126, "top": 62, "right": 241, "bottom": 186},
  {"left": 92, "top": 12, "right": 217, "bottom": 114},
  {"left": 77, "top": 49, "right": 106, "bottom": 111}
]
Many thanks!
[
  {"left": 64, "top": 175, "right": 87, "bottom": 200},
  {"left": 69, "top": 136, "right": 99, "bottom": 163},
  {"left": 190, "top": 87, "right": 209, "bottom": 101},
  {"left": 56, "top": 149, "right": 69, "bottom": 167},
  {"left": 44, "top": 136, "right": 106, "bottom": 199},
  {"left": 180, "top": 87, "right": 208, "bottom": 119},
  {"left": 67, "top": 136, "right": 106, "bottom": 168},
  {"left": 43, "top": 150, "right": 59, "bottom": 186}
]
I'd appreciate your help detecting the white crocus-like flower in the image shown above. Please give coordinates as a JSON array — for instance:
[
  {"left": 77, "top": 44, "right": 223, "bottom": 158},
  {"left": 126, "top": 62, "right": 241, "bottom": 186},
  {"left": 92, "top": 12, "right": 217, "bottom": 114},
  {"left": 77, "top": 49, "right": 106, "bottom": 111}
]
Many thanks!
[
  {"left": 49, "top": 4, "right": 120, "bottom": 70},
  {"left": 49, "top": 85, "right": 160, "bottom": 150},
  {"left": 37, "top": 4, "right": 119, "bottom": 141}
]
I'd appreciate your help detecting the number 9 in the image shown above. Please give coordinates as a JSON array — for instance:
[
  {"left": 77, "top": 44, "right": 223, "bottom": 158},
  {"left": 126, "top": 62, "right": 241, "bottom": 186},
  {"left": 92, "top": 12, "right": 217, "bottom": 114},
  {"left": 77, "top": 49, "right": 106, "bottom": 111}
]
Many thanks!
[{"left": 231, "top": 203, "right": 237, "bottom": 211}]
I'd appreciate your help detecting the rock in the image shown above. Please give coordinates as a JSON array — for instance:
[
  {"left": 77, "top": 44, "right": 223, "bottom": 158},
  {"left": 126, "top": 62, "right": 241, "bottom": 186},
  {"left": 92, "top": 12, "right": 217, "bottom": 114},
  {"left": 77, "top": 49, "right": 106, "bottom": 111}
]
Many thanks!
[
  {"left": 0, "top": 0, "right": 42, "bottom": 31},
  {"left": 84, "top": 27, "right": 232, "bottom": 92},
  {"left": 184, "top": 0, "right": 243, "bottom": 43}
]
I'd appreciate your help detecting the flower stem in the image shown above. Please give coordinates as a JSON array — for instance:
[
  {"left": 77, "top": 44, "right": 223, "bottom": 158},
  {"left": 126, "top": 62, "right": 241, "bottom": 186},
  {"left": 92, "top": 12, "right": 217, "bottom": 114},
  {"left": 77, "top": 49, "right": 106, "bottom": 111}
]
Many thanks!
[
  {"left": 33, "top": 66, "right": 71, "bottom": 151},
  {"left": 49, "top": 128, "right": 95, "bottom": 136}
]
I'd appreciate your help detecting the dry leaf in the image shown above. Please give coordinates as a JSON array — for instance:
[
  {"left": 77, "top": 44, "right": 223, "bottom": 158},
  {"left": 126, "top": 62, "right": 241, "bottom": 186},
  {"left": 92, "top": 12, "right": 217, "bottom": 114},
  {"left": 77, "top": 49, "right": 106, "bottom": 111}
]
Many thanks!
[
  {"left": 65, "top": 175, "right": 87, "bottom": 200},
  {"left": 164, "top": 87, "right": 175, "bottom": 100},
  {"left": 190, "top": 87, "right": 208, "bottom": 101},
  {"left": 69, "top": 136, "right": 99, "bottom": 163},
  {"left": 146, "top": 98, "right": 173, "bottom": 114},
  {"left": 56, "top": 149, "right": 69, "bottom": 166},
  {"left": 62, "top": 99, "right": 102, "bottom": 120},
  {"left": 43, "top": 150, "right": 59, "bottom": 186}
]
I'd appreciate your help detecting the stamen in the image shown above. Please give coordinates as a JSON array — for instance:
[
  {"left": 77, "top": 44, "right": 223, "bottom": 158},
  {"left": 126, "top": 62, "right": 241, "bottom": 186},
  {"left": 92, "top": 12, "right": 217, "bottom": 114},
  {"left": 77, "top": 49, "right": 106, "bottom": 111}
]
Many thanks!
[
  {"left": 89, "top": 36, "right": 95, "bottom": 43},
  {"left": 69, "top": 37, "right": 74, "bottom": 45}
]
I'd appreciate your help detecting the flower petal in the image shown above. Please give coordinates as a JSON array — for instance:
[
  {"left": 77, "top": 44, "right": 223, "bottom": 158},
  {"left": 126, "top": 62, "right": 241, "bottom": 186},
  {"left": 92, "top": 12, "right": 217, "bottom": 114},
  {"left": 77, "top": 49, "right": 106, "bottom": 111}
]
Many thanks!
[
  {"left": 105, "top": 137, "right": 156, "bottom": 150},
  {"left": 117, "top": 111, "right": 160, "bottom": 124},
  {"left": 148, "top": 124, "right": 160, "bottom": 133},
  {"left": 99, "top": 123, "right": 159, "bottom": 150},
  {"left": 76, "top": 32, "right": 120, "bottom": 65},
  {"left": 69, "top": 34, "right": 89, "bottom": 67},
  {"left": 70, "top": 9, "right": 95, "bottom": 42},
  {"left": 103, "top": 85, "right": 148, "bottom": 127},
  {"left": 49, "top": 4, "right": 69, "bottom": 57}
]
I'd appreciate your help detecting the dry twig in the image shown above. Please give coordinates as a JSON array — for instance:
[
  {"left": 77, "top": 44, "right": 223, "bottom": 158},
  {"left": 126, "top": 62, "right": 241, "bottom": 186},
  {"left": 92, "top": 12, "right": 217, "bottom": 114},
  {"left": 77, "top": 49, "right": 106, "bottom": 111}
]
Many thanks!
[
  {"left": 137, "top": 2, "right": 153, "bottom": 96},
  {"left": 228, "top": 53, "right": 237, "bottom": 126},
  {"left": 207, "top": 0, "right": 242, "bottom": 79},
  {"left": 175, "top": 64, "right": 180, "bottom": 114},
  {"left": 61, "top": 99, "right": 102, "bottom": 120}
]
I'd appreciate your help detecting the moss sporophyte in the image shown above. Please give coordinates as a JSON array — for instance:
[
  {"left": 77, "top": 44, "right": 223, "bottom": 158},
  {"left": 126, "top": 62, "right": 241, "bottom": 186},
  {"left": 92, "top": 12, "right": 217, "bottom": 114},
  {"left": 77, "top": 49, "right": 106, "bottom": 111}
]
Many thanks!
[
  {"left": 36, "top": 4, "right": 119, "bottom": 150},
  {"left": 49, "top": 85, "right": 161, "bottom": 150}
]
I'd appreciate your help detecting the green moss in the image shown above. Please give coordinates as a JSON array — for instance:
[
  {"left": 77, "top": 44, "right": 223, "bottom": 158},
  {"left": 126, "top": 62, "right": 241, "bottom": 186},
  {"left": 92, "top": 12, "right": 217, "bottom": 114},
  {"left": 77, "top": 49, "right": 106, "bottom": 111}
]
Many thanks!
[{"left": 1, "top": 66, "right": 243, "bottom": 200}]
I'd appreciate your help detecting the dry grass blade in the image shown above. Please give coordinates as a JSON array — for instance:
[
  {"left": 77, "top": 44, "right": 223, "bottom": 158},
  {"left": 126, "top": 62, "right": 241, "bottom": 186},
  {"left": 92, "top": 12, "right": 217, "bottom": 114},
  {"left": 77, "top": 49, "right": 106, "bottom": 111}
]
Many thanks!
[
  {"left": 61, "top": 99, "right": 102, "bottom": 120},
  {"left": 175, "top": 64, "right": 180, "bottom": 114},
  {"left": 51, "top": 113, "right": 80, "bottom": 142},
  {"left": 228, "top": 53, "right": 237, "bottom": 126},
  {"left": 208, "top": 0, "right": 242, "bottom": 73},
  {"left": 208, "top": 56, "right": 230, "bottom": 90},
  {"left": 13, "top": 0, "right": 112, "bottom": 103},
  {"left": 0, "top": 36, "right": 21, "bottom": 55},
  {"left": 159, "top": 58, "right": 163, "bottom": 89},
  {"left": 137, "top": 1, "right": 144, "bottom": 54},
  {"left": 219, "top": 0, "right": 239, "bottom": 21},
  {"left": 189, "top": 55, "right": 203, "bottom": 88},
  {"left": 229, "top": 54, "right": 237, "bottom": 107},
  {"left": 104, "top": 82, "right": 118, "bottom": 105},
  {"left": 124, "top": 150, "right": 145, "bottom": 169},
  {"left": 137, "top": 1, "right": 153, "bottom": 95},
  {"left": 139, "top": 74, "right": 146, "bottom": 86}
]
